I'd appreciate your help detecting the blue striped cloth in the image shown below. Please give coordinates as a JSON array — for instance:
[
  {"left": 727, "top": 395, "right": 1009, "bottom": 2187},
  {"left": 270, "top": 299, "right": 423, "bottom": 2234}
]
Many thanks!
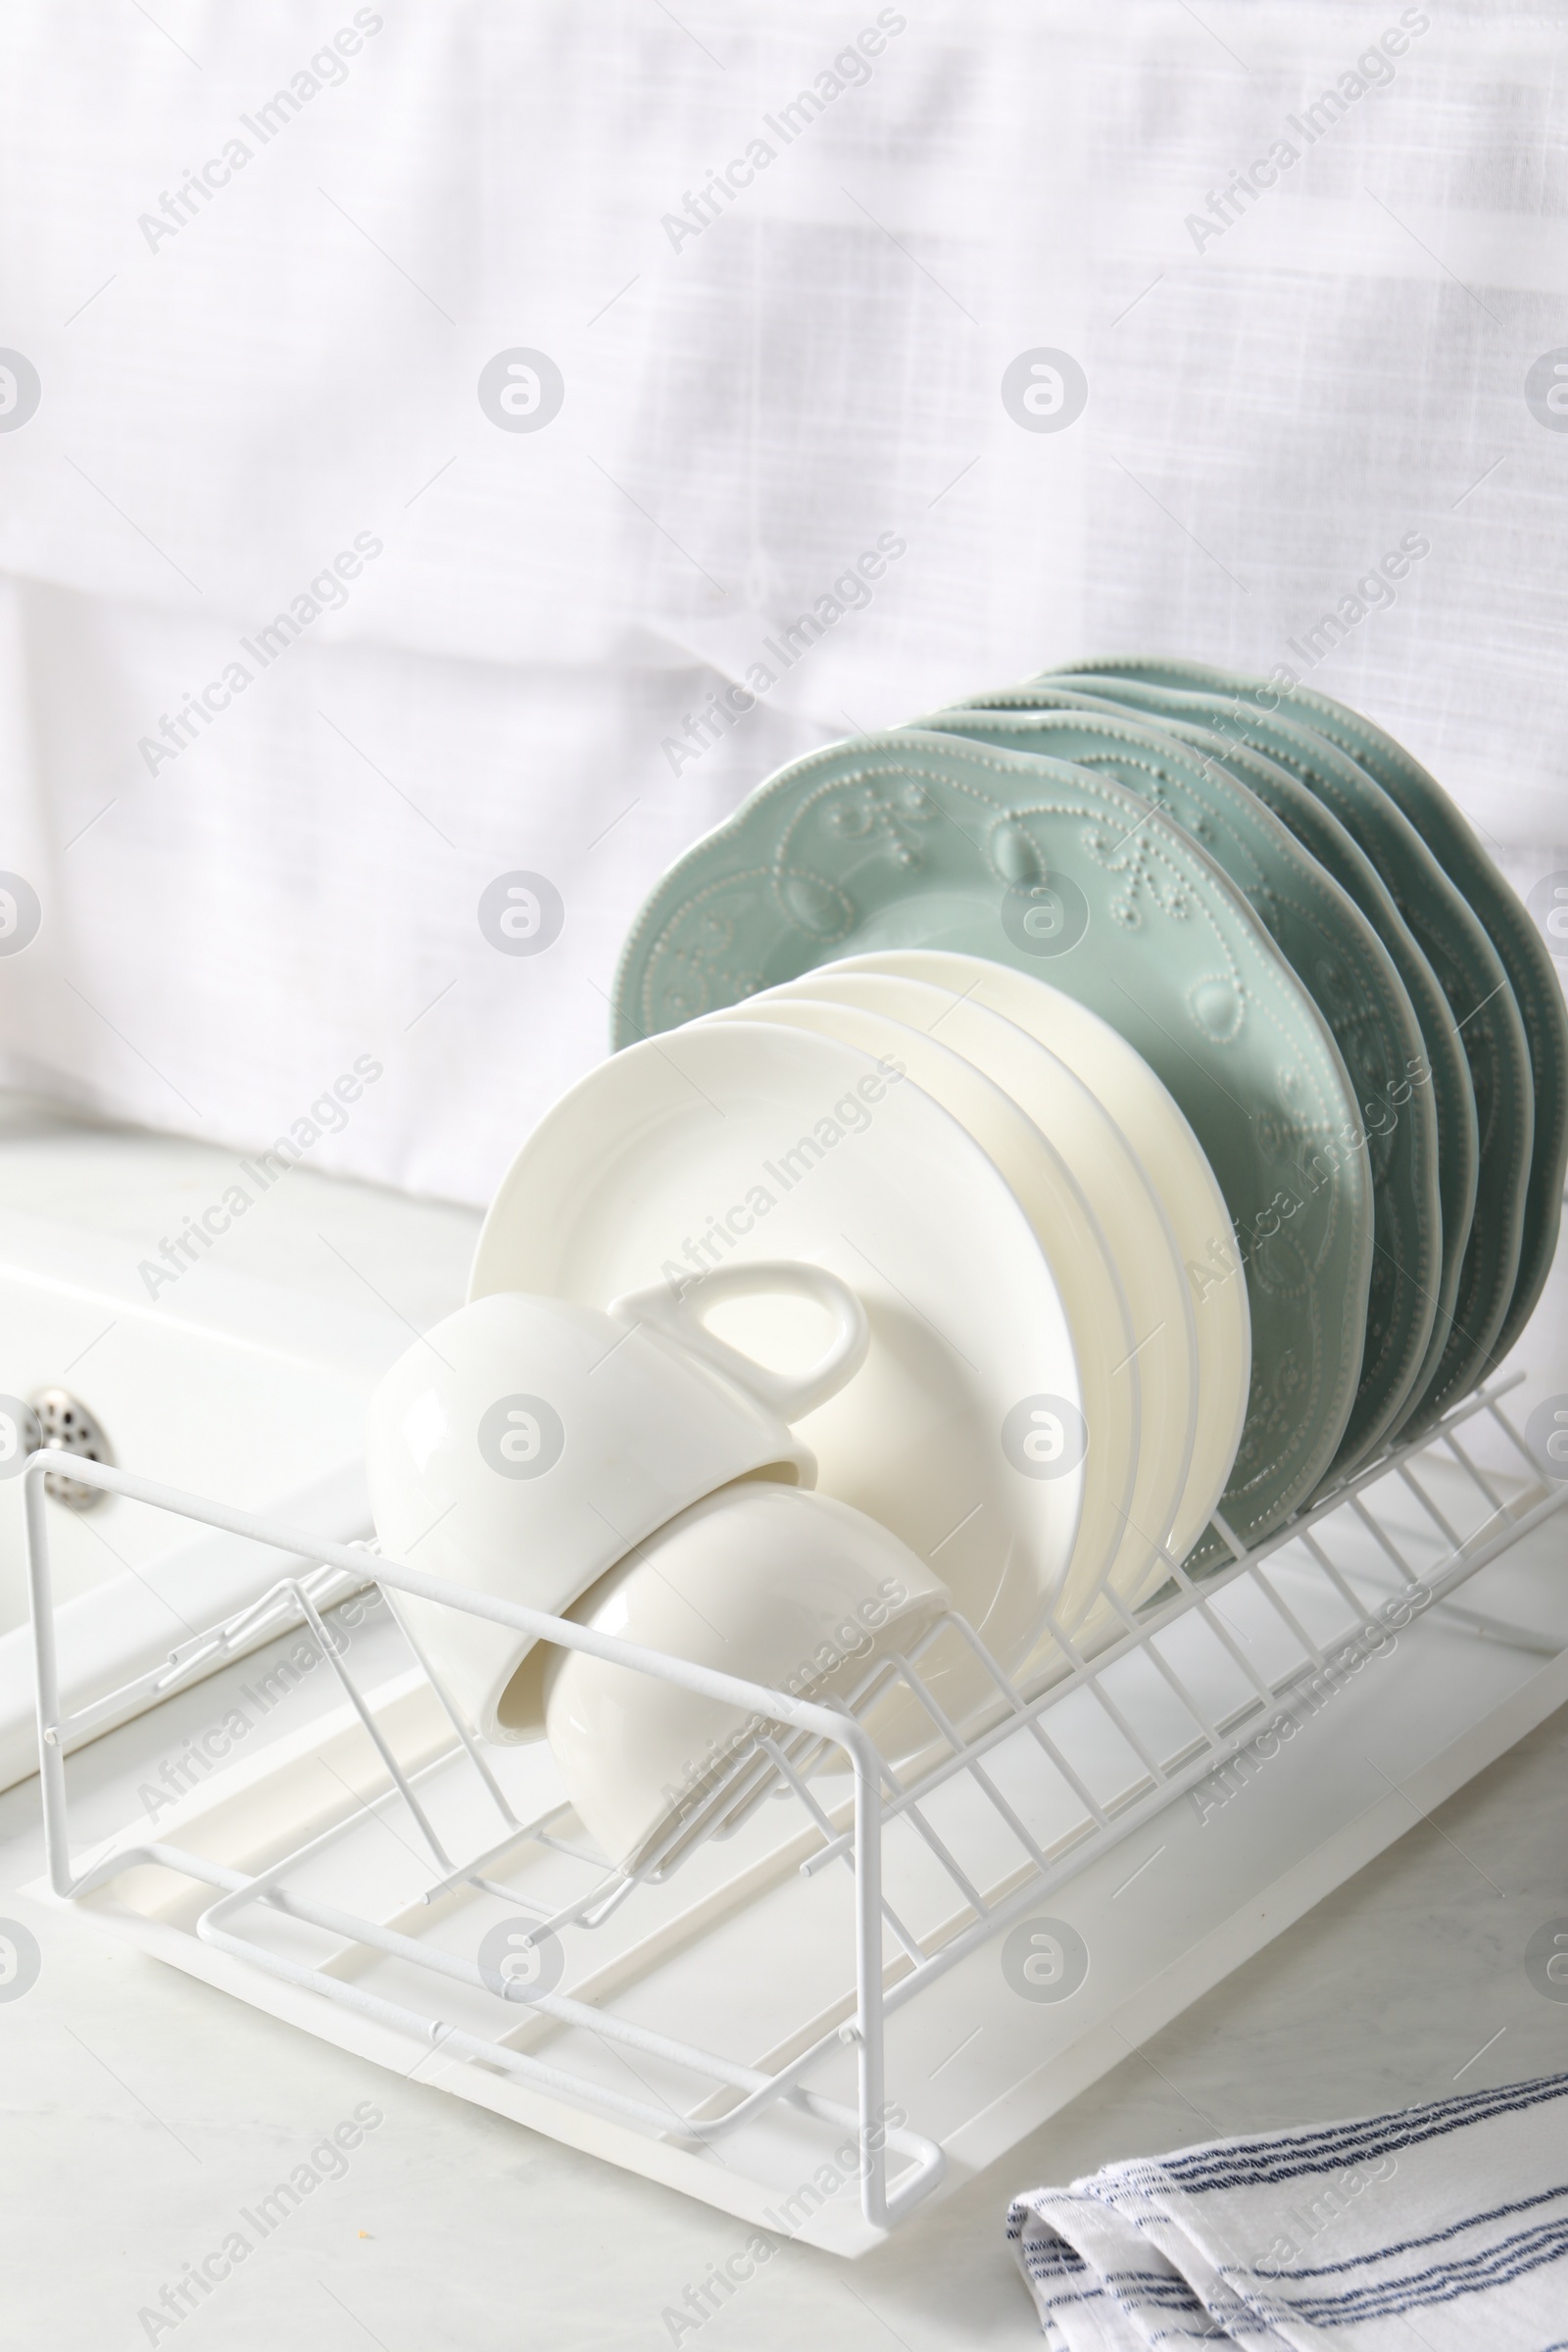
[{"left": 1007, "top": 2071, "right": 1568, "bottom": 2347}]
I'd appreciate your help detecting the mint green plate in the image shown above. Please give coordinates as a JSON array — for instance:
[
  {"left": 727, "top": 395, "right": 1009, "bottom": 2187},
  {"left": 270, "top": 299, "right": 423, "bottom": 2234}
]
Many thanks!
[
  {"left": 1206, "top": 667, "right": 1564, "bottom": 1370},
  {"left": 1045, "top": 663, "right": 1526, "bottom": 1432},
  {"left": 613, "top": 730, "right": 1374, "bottom": 1555},
  {"left": 918, "top": 704, "right": 1439, "bottom": 1477},
  {"left": 953, "top": 680, "right": 1472, "bottom": 1440}
]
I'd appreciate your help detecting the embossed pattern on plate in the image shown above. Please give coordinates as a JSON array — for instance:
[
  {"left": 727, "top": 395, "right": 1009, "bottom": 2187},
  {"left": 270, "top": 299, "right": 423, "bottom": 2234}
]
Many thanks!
[
  {"left": 967, "top": 676, "right": 1473, "bottom": 1435},
  {"left": 920, "top": 703, "right": 1437, "bottom": 1475},
  {"left": 1233, "top": 669, "right": 1564, "bottom": 1369},
  {"left": 1047, "top": 663, "right": 1524, "bottom": 1432},
  {"left": 612, "top": 730, "right": 1373, "bottom": 1552}
]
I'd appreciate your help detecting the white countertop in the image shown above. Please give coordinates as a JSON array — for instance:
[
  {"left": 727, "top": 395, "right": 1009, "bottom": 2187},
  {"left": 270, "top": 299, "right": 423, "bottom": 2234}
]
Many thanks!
[
  {"left": 2, "top": 1100, "right": 1566, "bottom": 2349},
  {"left": 4, "top": 1679, "right": 1566, "bottom": 2350}
]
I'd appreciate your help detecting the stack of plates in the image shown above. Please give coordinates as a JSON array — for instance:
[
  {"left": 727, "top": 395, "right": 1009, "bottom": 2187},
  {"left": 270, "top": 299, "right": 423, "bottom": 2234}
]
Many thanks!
[
  {"left": 471, "top": 956, "right": 1248, "bottom": 1716},
  {"left": 490, "top": 659, "right": 1564, "bottom": 1705}
]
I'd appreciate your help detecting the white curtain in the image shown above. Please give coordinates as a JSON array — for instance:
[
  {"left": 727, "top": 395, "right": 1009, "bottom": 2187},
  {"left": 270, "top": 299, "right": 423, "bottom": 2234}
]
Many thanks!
[{"left": 0, "top": 1, "right": 1562, "bottom": 1203}]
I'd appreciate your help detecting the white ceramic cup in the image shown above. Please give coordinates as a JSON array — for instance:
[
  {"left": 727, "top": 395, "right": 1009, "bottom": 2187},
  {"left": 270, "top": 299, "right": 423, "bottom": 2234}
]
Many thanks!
[
  {"left": 365, "top": 1262, "right": 869, "bottom": 1745},
  {"left": 540, "top": 1481, "right": 951, "bottom": 1870}
]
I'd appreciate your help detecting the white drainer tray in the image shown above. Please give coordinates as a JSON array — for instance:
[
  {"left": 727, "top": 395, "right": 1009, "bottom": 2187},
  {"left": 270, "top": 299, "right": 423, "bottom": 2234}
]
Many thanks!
[{"left": 23, "top": 1372, "right": 1568, "bottom": 2257}]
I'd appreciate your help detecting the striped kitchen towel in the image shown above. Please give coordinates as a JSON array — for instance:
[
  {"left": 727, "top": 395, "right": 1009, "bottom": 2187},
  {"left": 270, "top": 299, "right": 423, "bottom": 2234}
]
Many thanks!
[{"left": 1007, "top": 2070, "right": 1568, "bottom": 2347}]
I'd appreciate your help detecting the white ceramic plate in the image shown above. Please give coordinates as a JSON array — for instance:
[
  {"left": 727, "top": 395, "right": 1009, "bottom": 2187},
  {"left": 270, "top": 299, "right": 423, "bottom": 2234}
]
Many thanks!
[
  {"left": 833, "top": 952, "right": 1250, "bottom": 1576},
  {"left": 468, "top": 1020, "right": 1088, "bottom": 1694},
  {"left": 737, "top": 967, "right": 1198, "bottom": 1618},
  {"left": 705, "top": 990, "right": 1140, "bottom": 1636}
]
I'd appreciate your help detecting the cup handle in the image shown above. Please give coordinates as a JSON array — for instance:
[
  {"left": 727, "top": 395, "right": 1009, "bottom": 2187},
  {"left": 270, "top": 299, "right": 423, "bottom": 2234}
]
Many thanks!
[{"left": 609, "top": 1260, "right": 869, "bottom": 1423}]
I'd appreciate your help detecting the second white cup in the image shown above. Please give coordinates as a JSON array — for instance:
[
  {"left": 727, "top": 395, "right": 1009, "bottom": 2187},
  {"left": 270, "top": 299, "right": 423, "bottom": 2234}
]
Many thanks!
[{"left": 541, "top": 1480, "right": 952, "bottom": 1870}]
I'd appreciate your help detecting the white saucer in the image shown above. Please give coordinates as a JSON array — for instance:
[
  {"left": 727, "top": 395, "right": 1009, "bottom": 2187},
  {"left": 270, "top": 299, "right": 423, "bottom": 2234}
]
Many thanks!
[
  {"left": 469, "top": 1019, "right": 1088, "bottom": 1692},
  {"left": 834, "top": 952, "right": 1250, "bottom": 1579},
  {"left": 706, "top": 990, "right": 1140, "bottom": 1638},
  {"left": 746, "top": 967, "right": 1199, "bottom": 1618}
]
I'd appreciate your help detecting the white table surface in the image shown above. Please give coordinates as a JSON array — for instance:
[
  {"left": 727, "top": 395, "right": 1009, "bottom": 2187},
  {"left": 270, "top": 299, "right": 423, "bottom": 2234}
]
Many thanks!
[
  {"left": 2, "top": 1099, "right": 1566, "bottom": 2350},
  {"left": 5, "top": 1679, "right": 1566, "bottom": 2350}
]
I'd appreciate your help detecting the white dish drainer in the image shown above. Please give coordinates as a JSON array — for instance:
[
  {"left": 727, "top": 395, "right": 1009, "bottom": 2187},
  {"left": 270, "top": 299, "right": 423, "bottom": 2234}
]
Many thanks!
[{"left": 23, "top": 1369, "right": 1568, "bottom": 2255}]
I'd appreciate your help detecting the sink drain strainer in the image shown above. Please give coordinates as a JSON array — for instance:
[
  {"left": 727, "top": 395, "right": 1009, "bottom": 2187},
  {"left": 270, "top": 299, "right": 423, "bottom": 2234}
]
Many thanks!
[{"left": 27, "top": 1388, "right": 113, "bottom": 1510}]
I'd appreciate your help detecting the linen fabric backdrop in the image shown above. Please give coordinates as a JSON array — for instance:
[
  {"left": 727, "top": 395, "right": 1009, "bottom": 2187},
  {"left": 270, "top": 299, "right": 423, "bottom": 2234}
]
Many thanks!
[{"left": 0, "top": 0, "right": 1564, "bottom": 1206}]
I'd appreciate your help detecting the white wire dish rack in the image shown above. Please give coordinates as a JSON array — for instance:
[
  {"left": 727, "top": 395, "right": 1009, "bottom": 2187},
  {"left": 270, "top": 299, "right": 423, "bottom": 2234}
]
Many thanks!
[{"left": 24, "top": 1371, "right": 1568, "bottom": 2256}]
